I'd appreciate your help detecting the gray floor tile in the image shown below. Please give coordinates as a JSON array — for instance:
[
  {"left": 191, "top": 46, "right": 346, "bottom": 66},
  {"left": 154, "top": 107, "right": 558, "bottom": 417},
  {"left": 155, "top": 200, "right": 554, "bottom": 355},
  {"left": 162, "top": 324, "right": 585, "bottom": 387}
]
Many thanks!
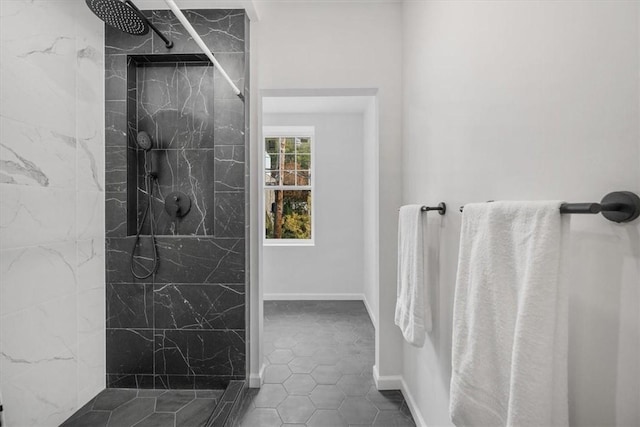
[
  {"left": 274, "top": 336, "right": 297, "bottom": 349},
  {"left": 277, "top": 395, "right": 316, "bottom": 424},
  {"left": 263, "top": 341, "right": 276, "bottom": 356},
  {"left": 137, "top": 390, "right": 166, "bottom": 398},
  {"left": 155, "top": 390, "right": 196, "bottom": 412},
  {"left": 268, "top": 348, "right": 295, "bottom": 364},
  {"left": 60, "top": 398, "right": 99, "bottom": 426},
  {"left": 239, "top": 407, "right": 282, "bottom": 427},
  {"left": 309, "top": 385, "right": 346, "bottom": 409},
  {"left": 283, "top": 373, "right": 317, "bottom": 395},
  {"left": 292, "top": 341, "right": 319, "bottom": 357},
  {"left": 311, "top": 365, "right": 342, "bottom": 385},
  {"left": 312, "top": 348, "right": 340, "bottom": 365},
  {"left": 288, "top": 356, "right": 318, "bottom": 374},
  {"left": 252, "top": 384, "right": 288, "bottom": 408},
  {"left": 336, "top": 356, "right": 367, "bottom": 375},
  {"left": 334, "top": 331, "right": 359, "bottom": 344},
  {"left": 308, "top": 409, "right": 349, "bottom": 427},
  {"left": 108, "top": 397, "right": 155, "bottom": 426},
  {"left": 340, "top": 344, "right": 367, "bottom": 358},
  {"left": 133, "top": 412, "right": 175, "bottom": 427},
  {"left": 61, "top": 410, "right": 111, "bottom": 427},
  {"left": 339, "top": 397, "right": 379, "bottom": 424},
  {"left": 337, "top": 375, "right": 374, "bottom": 397},
  {"left": 93, "top": 389, "right": 138, "bottom": 411},
  {"left": 264, "top": 364, "right": 293, "bottom": 383}
]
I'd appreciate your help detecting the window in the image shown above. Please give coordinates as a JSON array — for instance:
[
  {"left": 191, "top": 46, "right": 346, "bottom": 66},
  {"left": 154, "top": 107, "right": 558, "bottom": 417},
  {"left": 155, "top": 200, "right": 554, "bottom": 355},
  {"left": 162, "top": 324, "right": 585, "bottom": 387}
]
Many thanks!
[{"left": 263, "top": 126, "right": 314, "bottom": 245}]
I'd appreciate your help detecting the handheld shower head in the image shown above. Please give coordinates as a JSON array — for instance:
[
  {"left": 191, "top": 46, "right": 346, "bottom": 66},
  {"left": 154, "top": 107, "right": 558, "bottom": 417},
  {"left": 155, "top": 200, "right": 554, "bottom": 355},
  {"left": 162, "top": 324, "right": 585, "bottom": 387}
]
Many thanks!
[{"left": 136, "top": 131, "right": 153, "bottom": 151}]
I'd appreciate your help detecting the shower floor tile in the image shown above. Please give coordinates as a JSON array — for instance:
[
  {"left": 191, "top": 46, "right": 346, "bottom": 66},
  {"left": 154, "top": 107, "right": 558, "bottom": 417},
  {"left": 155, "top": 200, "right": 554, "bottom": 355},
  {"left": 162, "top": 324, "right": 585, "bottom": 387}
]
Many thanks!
[
  {"left": 236, "top": 300, "right": 416, "bottom": 427},
  {"left": 61, "top": 388, "right": 224, "bottom": 427}
]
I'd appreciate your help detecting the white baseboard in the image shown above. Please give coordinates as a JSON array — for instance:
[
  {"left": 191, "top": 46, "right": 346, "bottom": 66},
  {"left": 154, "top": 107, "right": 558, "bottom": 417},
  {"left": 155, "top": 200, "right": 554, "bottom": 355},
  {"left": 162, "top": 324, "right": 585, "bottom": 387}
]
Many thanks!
[
  {"left": 263, "top": 293, "right": 364, "bottom": 301},
  {"left": 399, "top": 377, "right": 428, "bottom": 427},
  {"left": 373, "top": 364, "right": 403, "bottom": 389},
  {"left": 373, "top": 366, "right": 427, "bottom": 427},
  {"left": 361, "top": 295, "right": 377, "bottom": 329},
  {"left": 249, "top": 363, "right": 265, "bottom": 388}
]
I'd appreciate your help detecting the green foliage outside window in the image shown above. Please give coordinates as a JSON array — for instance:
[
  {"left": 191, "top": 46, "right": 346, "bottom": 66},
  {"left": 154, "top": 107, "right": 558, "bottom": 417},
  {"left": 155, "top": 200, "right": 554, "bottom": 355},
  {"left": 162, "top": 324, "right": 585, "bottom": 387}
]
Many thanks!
[
  {"left": 264, "top": 134, "right": 312, "bottom": 240},
  {"left": 265, "top": 190, "right": 311, "bottom": 239}
]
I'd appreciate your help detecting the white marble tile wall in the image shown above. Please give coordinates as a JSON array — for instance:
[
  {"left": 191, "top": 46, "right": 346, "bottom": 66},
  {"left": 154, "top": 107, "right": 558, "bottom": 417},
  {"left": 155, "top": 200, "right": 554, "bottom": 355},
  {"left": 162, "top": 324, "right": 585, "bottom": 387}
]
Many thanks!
[{"left": 0, "top": 1, "right": 105, "bottom": 425}]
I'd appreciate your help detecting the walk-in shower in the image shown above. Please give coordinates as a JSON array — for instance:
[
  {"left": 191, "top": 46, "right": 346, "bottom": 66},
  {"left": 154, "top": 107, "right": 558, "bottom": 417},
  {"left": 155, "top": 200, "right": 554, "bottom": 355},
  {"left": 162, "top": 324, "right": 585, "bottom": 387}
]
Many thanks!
[{"left": 60, "top": 1, "right": 250, "bottom": 424}]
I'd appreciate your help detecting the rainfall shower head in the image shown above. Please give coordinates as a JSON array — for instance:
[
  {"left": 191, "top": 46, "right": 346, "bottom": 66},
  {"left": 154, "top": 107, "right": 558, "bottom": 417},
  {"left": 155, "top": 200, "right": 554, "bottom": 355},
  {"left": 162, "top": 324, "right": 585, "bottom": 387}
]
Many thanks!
[
  {"left": 85, "top": 0, "right": 173, "bottom": 47},
  {"left": 136, "top": 131, "right": 153, "bottom": 151},
  {"left": 85, "top": 0, "right": 149, "bottom": 35}
]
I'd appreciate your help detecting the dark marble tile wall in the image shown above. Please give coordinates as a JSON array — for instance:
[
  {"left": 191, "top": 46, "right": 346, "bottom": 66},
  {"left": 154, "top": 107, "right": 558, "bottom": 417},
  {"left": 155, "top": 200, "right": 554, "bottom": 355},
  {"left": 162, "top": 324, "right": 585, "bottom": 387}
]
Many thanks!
[{"left": 105, "top": 9, "right": 247, "bottom": 390}]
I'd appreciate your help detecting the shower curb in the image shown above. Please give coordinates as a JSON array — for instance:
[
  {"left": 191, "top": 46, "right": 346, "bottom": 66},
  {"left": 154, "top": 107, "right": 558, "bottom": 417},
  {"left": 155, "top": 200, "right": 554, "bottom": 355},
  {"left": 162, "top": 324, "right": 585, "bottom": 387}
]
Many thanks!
[{"left": 205, "top": 380, "right": 247, "bottom": 427}]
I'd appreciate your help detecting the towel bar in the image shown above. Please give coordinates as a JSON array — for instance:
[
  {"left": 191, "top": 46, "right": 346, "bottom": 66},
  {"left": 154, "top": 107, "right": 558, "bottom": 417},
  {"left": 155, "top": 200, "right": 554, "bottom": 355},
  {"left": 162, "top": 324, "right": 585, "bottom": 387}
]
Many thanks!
[
  {"left": 421, "top": 202, "right": 446, "bottom": 215},
  {"left": 399, "top": 203, "right": 447, "bottom": 215},
  {"left": 458, "top": 191, "right": 640, "bottom": 223}
]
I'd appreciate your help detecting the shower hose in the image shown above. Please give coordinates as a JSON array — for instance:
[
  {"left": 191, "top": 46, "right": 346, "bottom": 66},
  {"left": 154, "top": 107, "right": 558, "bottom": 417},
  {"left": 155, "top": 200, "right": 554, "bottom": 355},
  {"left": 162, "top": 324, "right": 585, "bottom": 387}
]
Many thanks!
[{"left": 130, "top": 150, "right": 159, "bottom": 279}]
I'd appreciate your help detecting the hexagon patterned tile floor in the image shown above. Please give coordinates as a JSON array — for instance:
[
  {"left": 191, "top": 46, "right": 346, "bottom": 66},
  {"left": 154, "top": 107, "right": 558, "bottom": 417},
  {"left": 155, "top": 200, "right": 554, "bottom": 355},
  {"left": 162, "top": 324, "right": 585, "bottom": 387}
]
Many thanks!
[{"left": 236, "top": 300, "right": 416, "bottom": 427}]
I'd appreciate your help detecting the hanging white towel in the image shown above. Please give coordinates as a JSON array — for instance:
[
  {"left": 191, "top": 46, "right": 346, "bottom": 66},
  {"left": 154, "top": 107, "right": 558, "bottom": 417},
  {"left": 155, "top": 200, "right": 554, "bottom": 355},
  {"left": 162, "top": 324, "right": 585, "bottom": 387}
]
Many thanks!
[
  {"left": 395, "top": 204, "right": 431, "bottom": 347},
  {"left": 450, "top": 201, "right": 569, "bottom": 427}
]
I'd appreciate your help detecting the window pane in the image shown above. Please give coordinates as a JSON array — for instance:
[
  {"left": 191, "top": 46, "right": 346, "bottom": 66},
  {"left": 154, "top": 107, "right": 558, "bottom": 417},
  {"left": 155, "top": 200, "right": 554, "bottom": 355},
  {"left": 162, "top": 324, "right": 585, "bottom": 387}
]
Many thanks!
[
  {"left": 265, "top": 138, "right": 279, "bottom": 154},
  {"left": 265, "top": 171, "right": 279, "bottom": 186},
  {"left": 280, "top": 170, "right": 295, "bottom": 185},
  {"left": 284, "top": 138, "right": 296, "bottom": 154},
  {"left": 265, "top": 153, "right": 278, "bottom": 171},
  {"left": 296, "top": 154, "right": 310, "bottom": 170},
  {"left": 265, "top": 189, "right": 312, "bottom": 239},
  {"left": 296, "top": 170, "right": 310, "bottom": 186},
  {"left": 297, "top": 138, "right": 311, "bottom": 154},
  {"left": 284, "top": 154, "right": 296, "bottom": 170}
]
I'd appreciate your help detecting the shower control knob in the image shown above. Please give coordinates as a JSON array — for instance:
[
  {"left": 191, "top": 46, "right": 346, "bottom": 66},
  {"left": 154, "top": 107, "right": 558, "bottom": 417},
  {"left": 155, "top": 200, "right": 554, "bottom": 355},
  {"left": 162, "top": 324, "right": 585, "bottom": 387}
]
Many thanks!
[{"left": 164, "top": 191, "right": 191, "bottom": 219}]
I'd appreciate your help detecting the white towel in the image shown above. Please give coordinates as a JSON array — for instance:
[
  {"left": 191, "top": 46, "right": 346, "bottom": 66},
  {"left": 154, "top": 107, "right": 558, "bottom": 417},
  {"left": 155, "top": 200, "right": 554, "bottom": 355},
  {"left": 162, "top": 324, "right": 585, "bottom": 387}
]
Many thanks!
[
  {"left": 395, "top": 204, "right": 432, "bottom": 347},
  {"left": 450, "top": 201, "right": 569, "bottom": 426}
]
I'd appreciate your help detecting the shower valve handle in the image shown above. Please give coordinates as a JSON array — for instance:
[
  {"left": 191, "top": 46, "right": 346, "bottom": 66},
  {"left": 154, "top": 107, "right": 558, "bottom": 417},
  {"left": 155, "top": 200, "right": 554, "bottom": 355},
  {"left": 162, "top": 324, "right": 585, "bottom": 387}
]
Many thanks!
[{"left": 164, "top": 191, "right": 191, "bottom": 219}]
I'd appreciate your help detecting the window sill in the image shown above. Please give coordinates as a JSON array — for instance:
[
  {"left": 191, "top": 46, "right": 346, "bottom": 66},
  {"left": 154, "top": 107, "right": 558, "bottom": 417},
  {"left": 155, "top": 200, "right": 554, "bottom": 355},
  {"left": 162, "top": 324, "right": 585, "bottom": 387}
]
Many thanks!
[{"left": 263, "top": 239, "right": 315, "bottom": 247}]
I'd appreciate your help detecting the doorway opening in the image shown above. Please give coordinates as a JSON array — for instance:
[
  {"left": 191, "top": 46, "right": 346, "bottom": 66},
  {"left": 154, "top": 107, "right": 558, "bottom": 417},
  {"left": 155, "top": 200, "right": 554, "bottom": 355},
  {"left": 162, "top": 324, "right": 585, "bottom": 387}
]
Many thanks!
[{"left": 241, "top": 90, "right": 414, "bottom": 425}]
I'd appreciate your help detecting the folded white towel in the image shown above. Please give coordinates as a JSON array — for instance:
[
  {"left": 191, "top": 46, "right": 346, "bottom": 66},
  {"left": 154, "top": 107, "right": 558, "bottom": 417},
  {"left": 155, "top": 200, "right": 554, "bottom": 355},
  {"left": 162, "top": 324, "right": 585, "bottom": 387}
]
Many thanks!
[
  {"left": 450, "top": 201, "right": 569, "bottom": 426},
  {"left": 395, "top": 204, "right": 431, "bottom": 347}
]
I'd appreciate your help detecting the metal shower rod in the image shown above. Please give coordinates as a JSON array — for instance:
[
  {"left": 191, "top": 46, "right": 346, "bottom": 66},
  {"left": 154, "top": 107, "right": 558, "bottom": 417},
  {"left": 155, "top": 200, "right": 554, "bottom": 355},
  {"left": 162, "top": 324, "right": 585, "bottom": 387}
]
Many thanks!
[{"left": 163, "top": 0, "right": 244, "bottom": 100}]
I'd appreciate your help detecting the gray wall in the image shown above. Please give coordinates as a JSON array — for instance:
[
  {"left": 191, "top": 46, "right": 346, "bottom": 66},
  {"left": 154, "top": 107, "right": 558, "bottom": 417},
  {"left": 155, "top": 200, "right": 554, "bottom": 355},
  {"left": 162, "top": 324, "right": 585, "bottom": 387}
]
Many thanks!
[{"left": 262, "top": 113, "right": 365, "bottom": 299}]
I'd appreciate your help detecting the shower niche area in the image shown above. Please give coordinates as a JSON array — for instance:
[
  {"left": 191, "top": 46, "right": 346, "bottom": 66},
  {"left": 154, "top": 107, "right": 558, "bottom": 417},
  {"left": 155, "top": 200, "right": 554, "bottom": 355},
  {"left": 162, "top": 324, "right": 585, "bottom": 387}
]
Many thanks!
[{"left": 104, "top": 9, "right": 249, "bottom": 390}]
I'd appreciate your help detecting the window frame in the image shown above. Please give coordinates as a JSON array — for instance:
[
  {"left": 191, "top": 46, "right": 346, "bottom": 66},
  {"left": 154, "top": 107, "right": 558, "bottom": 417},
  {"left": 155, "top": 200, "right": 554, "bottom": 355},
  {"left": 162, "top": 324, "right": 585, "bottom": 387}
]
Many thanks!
[{"left": 262, "top": 126, "right": 315, "bottom": 246}]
